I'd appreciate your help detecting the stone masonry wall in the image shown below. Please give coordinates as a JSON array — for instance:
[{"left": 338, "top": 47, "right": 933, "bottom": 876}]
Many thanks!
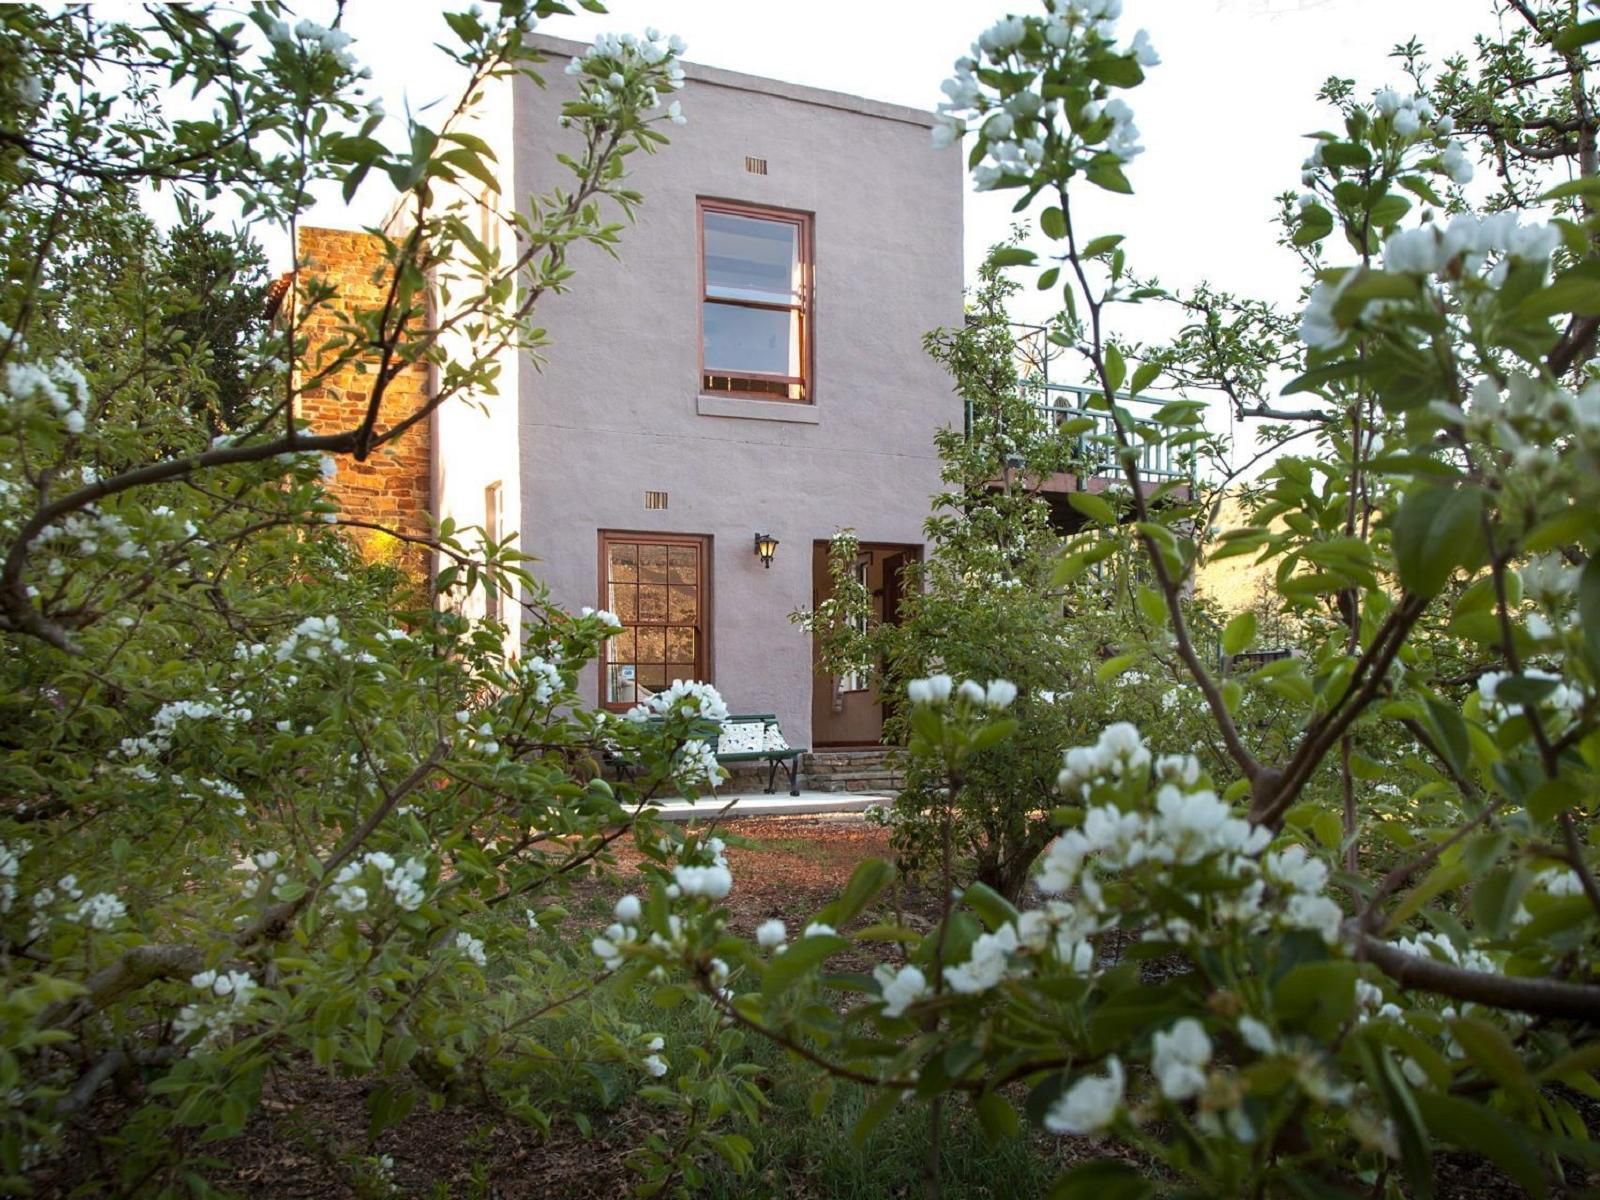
[{"left": 295, "top": 227, "right": 433, "bottom": 574}]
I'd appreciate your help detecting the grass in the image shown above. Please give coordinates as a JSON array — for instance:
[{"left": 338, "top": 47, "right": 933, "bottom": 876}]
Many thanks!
[
  {"left": 695, "top": 1066, "right": 1062, "bottom": 1200},
  {"left": 536, "top": 981, "right": 1065, "bottom": 1200}
]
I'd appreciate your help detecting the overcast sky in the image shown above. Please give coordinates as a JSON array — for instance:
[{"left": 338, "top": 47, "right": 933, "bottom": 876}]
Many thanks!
[{"left": 286, "top": 0, "right": 1506, "bottom": 471}]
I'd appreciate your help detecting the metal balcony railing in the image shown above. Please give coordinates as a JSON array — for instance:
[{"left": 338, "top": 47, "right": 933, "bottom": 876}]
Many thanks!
[
  {"left": 964, "top": 382, "right": 1194, "bottom": 485},
  {"left": 961, "top": 321, "right": 1196, "bottom": 487}
]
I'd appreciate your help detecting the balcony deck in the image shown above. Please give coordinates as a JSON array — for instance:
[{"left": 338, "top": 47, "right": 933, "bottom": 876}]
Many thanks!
[{"left": 967, "top": 381, "right": 1195, "bottom": 522}]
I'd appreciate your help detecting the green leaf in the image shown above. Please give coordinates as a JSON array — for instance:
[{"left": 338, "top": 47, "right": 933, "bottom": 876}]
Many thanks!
[
  {"left": 1037, "top": 266, "right": 1060, "bottom": 290},
  {"left": 833, "top": 857, "right": 894, "bottom": 926},
  {"left": 1449, "top": 1016, "right": 1538, "bottom": 1113},
  {"left": 989, "top": 246, "right": 1037, "bottom": 267},
  {"left": 1361, "top": 1041, "right": 1434, "bottom": 1200},
  {"left": 1048, "top": 1161, "right": 1153, "bottom": 1200},
  {"left": 1516, "top": 269, "right": 1600, "bottom": 320},
  {"left": 1553, "top": 18, "right": 1600, "bottom": 52},
  {"left": 1579, "top": 557, "right": 1600, "bottom": 674},
  {"left": 1068, "top": 491, "right": 1116, "bottom": 525},
  {"left": 1082, "top": 234, "right": 1124, "bottom": 258},
  {"left": 1222, "top": 611, "right": 1257, "bottom": 656},
  {"left": 961, "top": 881, "right": 1020, "bottom": 931},
  {"left": 1470, "top": 868, "right": 1531, "bottom": 940},
  {"left": 1040, "top": 207, "right": 1066, "bottom": 240},
  {"left": 762, "top": 934, "right": 849, "bottom": 998},
  {"left": 1086, "top": 158, "right": 1132, "bottom": 194},
  {"left": 973, "top": 1091, "right": 1021, "bottom": 1145},
  {"left": 1293, "top": 207, "right": 1333, "bottom": 247},
  {"left": 1321, "top": 141, "right": 1372, "bottom": 168},
  {"left": 1096, "top": 654, "right": 1139, "bottom": 684},
  {"left": 1413, "top": 1092, "right": 1547, "bottom": 1197},
  {"left": 1382, "top": 861, "right": 1468, "bottom": 934},
  {"left": 1421, "top": 696, "right": 1470, "bottom": 776},
  {"left": 850, "top": 1088, "right": 902, "bottom": 1147},
  {"left": 1135, "top": 586, "right": 1166, "bottom": 626},
  {"left": 1541, "top": 174, "right": 1600, "bottom": 201},
  {"left": 1104, "top": 344, "right": 1127, "bottom": 393},
  {"left": 1369, "top": 193, "right": 1412, "bottom": 227},
  {"left": 1129, "top": 360, "right": 1160, "bottom": 395},
  {"left": 1390, "top": 486, "right": 1486, "bottom": 597}
]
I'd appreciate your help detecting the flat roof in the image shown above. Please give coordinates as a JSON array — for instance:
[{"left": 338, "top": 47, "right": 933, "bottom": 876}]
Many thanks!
[{"left": 528, "top": 34, "right": 939, "bottom": 129}]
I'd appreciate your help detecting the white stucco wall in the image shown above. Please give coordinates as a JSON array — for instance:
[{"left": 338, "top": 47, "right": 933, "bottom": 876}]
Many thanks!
[
  {"left": 428, "top": 72, "right": 523, "bottom": 649},
  {"left": 511, "top": 37, "right": 965, "bottom": 746}
]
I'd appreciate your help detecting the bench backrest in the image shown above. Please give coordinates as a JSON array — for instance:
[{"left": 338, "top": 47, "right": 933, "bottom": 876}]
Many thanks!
[{"left": 716, "top": 715, "right": 790, "bottom": 755}]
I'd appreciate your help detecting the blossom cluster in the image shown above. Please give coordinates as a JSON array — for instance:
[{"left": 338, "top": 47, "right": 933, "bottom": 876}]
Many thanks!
[
  {"left": 521, "top": 655, "right": 563, "bottom": 705},
  {"left": 625, "top": 678, "right": 729, "bottom": 724},
  {"left": 264, "top": 17, "right": 363, "bottom": 77},
  {"left": 0, "top": 840, "right": 26, "bottom": 914},
  {"left": 1043, "top": 724, "right": 1346, "bottom": 947},
  {"left": 1301, "top": 210, "right": 1562, "bottom": 352},
  {"left": 674, "top": 738, "right": 725, "bottom": 790},
  {"left": 1456, "top": 372, "right": 1600, "bottom": 480},
  {"left": 592, "top": 839, "right": 733, "bottom": 974},
  {"left": 273, "top": 614, "right": 347, "bottom": 662},
  {"left": 1477, "top": 668, "right": 1586, "bottom": 727},
  {"left": 326, "top": 851, "right": 429, "bottom": 914},
  {"left": 173, "top": 968, "right": 259, "bottom": 1047},
  {"left": 239, "top": 850, "right": 291, "bottom": 902},
  {"left": 119, "top": 696, "right": 253, "bottom": 759},
  {"left": 3, "top": 352, "right": 90, "bottom": 434},
  {"left": 906, "top": 674, "right": 1019, "bottom": 709},
  {"left": 931, "top": 0, "right": 1157, "bottom": 190},
  {"left": 562, "top": 29, "right": 687, "bottom": 126},
  {"left": 455, "top": 931, "right": 487, "bottom": 968}
]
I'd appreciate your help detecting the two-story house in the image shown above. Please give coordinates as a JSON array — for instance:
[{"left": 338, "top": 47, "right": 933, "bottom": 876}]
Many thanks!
[{"left": 297, "top": 36, "right": 965, "bottom": 757}]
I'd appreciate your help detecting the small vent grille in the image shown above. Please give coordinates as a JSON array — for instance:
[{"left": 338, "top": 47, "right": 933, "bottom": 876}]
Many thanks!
[
  {"left": 744, "top": 156, "right": 768, "bottom": 175},
  {"left": 644, "top": 490, "right": 669, "bottom": 511}
]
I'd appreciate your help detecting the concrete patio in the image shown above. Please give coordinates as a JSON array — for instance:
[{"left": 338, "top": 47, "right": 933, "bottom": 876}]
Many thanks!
[{"left": 650, "top": 791, "right": 892, "bottom": 821}]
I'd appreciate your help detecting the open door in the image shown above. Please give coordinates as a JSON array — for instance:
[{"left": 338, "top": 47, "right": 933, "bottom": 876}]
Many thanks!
[{"left": 810, "top": 542, "right": 920, "bottom": 747}]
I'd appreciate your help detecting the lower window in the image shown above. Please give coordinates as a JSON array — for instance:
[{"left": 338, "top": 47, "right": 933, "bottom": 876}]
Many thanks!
[{"left": 599, "top": 532, "right": 708, "bottom": 709}]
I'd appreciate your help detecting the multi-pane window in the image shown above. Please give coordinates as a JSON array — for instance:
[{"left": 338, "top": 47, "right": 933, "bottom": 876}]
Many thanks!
[
  {"left": 600, "top": 533, "right": 707, "bottom": 708},
  {"left": 699, "top": 200, "right": 811, "bottom": 403}
]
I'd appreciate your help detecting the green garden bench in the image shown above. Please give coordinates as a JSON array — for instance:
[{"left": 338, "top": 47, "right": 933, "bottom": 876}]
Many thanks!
[
  {"left": 603, "top": 712, "right": 806, "bottom": 796},
  {"left": 715, "top": 713, "right": 806, "bottom": 797}
]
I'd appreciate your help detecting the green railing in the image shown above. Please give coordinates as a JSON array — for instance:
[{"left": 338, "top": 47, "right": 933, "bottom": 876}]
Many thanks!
[{"left": 964, "top": 381, "right": 1193, "bottom": 485}]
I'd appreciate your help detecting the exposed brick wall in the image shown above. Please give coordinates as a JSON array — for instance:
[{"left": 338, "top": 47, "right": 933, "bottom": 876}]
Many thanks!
[{"left": 295, "top": 227, "right": 433, "bottom": 575}]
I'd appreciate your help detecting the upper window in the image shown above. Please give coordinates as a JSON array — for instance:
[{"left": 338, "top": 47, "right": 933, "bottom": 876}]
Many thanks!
[{"left": 699, "top": 200, "right": 811, "bottom": 403}]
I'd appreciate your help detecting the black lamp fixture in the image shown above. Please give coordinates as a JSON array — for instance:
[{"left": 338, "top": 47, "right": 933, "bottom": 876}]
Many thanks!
[{"left": 753, "top": 532, "right": 779, "bottom": 569}]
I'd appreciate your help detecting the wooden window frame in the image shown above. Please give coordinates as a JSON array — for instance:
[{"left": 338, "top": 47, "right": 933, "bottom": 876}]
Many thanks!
[
  {"left": 697, "top": 198, "right": 814, "bottom": 405},
  {"left": 597, "top": 530, "right": 713, "bottom": 712}
]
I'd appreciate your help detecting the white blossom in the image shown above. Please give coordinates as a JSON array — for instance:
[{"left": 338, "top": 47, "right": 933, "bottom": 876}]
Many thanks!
[
  {"left": 1238, "top": 1016, "right": 1277, "bottom": 1055},
  {"left": 873, "top": 964, "right": 930, "bottom": 1017},
  {"left": 455, "top": 931, "right": 487, "bottom": 968},
  {"left": 1043, "top": 1057, "right": 1124, "bottom": 1135},
  {"left": 1152, "top": 1018, "right": 1212, "bottom": 1100},
  {"left": 1441, "top": 141, "right": 1474, "bottom": 185}
]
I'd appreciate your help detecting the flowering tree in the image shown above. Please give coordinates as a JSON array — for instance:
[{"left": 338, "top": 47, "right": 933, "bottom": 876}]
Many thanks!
[
  {"left": 0, "top": 5, "right": 767, "bottom": 1195},
  {"left": 601, "top": 2, "right": 1600, "bottom": 1197},
  {"left": 800, "top": 253, "right": 1233, "bottom": 903}
]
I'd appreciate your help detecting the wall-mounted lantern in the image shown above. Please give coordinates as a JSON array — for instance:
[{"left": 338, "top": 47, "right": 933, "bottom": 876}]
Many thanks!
[{"left": 753, "top": 532, "right": 780, "bottom": 569}]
